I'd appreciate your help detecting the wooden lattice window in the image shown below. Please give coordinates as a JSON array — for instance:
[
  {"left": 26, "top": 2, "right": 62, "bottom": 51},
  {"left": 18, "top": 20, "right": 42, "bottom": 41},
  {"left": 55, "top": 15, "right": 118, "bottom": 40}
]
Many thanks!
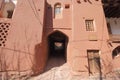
[
  {"left": 0, "top": 22, "right": 10, "bottom": 47},
  {"left": 85, "top": 20, "right": 95, "bottom": 31}
]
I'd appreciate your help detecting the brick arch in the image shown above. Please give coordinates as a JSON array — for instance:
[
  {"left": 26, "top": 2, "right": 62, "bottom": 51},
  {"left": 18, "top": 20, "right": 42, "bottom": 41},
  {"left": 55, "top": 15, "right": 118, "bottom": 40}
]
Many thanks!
[{"left": 47, "top": 30, "right": 69, "bottom": 40}]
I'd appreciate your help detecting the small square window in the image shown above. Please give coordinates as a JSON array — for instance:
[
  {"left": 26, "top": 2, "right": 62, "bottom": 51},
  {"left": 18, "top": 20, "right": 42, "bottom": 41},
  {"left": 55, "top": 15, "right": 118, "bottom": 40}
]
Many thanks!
[
  {"left": 85, "top": 20, "right": 94, "bottom": 31},
  {"left": 65, "top": 4, "right": 70, "bottom": 9}
]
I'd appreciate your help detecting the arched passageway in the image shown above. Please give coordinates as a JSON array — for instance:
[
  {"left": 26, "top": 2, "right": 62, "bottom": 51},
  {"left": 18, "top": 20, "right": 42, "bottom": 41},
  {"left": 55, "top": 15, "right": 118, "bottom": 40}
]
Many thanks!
[
  {"left": 48, "top": 31, "right": 68, "bottom": 60},
  {"left": 112, "top": 46, "right": 120, "bottom": 59},
  {"left": 45, "top": 31, "right": 68, "bottom": 70}
]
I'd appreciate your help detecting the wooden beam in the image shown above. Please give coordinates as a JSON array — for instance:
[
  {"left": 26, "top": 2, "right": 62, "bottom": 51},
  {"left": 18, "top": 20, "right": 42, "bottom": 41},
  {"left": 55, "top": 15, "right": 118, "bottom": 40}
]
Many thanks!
[
  {"left": 108, "top": 7, "right": 118, "bottom": 17},
  {"left": 114, "top": 8, "right": 120, "bottom": 17},
  {"left": 102, "top": 0, "right": 120, "bottom": 18}
]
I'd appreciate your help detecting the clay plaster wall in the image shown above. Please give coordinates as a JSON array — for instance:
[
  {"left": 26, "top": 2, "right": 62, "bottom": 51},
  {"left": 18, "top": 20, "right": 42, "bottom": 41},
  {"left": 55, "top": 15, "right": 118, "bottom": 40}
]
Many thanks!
[
  {"left": 42, "top": 0, "right": 114, "bottom": 77},
  {"left": 44, "top": 0, "right": 73, "bottom": 68},
  {"left": 0, "top": 0, "right": 120, "bottom": 77},
  {"left": 42, "top": 0, "right": 116, "bottom": 76},
  {"left": 66, "top": 0, "right": 110, "bottom": 76},
  {"left": 0, "top": 0, "right": 45, "bottom": 75},
  {"left": 105, "top": 17, "right": 120, "bottom": 72}
]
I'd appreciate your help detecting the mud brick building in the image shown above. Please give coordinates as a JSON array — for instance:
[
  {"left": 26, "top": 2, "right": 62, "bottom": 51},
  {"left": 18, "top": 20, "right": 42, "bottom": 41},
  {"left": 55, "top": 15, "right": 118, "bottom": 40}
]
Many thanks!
[{"left": 0, "top": 0, "right": 120, "bottom": 78}]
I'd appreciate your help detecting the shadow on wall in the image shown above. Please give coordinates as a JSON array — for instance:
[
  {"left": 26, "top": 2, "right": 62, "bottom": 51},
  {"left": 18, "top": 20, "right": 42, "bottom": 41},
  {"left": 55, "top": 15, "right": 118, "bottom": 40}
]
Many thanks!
[
  {"left": 32, "top": 1, "right": 69, "bottom": 76},
  {"left": 32, "top": 43, "right": 44, "bottom": 75},
  {"left": 31, "top": 1, "right": 70, "bottom": 75},
  {"left": 44, "top": 30, "right": 68, "bottom": 71},
  {"left": 32, "top": 2, "right": 54, "bottom": 75},
  {"left": 45, "top": 2, "right": 53, "bottom": 29}
]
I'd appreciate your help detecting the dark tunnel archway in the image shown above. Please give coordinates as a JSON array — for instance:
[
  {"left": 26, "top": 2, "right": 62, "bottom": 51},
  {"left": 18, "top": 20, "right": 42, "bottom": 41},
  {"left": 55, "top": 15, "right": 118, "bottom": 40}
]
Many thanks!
[{"left": 47, "top": 30, "right": 68, "bottom": 61}]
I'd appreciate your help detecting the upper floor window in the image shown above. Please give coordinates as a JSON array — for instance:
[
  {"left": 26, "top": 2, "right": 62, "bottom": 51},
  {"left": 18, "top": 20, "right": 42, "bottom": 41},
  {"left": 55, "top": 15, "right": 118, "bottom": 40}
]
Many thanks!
[
  {"left": 0, "top": 0, "right": 17, "bottom": 18},
  {"left": 54, "top": 3, "right": 62, "bottom": 19},
  {"left": 85, "top": 20, "right": 95, "bottom": 31},
  {"left": 65, "top": 4, "right": 70, "bottom": 9}
]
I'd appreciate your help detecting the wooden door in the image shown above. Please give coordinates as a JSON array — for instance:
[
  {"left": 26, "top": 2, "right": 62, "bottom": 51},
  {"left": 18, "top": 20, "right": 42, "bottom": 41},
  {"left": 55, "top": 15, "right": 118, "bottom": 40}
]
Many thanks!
[{"left": 87, "top": 50, "right": 101, "bottom": 75}]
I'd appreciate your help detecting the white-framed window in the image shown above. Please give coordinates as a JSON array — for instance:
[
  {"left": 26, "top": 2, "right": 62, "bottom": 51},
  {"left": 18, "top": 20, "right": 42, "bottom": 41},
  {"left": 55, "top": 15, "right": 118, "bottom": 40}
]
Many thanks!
[
  {"left": 85, "top": 20, "right": 95, "bottom": 31},
  {"left": 55, "top": 6, "right": 61, "bottom": 14},
  {"left": 54, "top": 3, "right": 62, "bottom": 19}
]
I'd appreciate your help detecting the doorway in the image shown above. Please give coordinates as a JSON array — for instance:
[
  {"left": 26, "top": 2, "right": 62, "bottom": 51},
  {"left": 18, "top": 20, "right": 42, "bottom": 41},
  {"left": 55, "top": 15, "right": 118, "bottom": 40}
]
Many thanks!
[
  {"left": 87, "top": 50, "right": 101, "bottom": 76},
  {"left": 46, "top": 31, "right": 68, "bottom": 70}
]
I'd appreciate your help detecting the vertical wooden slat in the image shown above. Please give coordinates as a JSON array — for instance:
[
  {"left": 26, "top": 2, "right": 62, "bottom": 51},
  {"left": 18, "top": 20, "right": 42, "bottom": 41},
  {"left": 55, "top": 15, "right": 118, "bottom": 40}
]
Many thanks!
[{"left": 87, "top": 50, "right": 101, "bottom": 75}]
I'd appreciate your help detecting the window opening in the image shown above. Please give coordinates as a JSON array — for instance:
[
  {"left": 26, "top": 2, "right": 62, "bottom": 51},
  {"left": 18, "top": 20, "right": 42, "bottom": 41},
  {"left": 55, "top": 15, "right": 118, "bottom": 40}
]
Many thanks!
[
  {"left": 85, "top": 20, "right": 95, "bottom": 31},
  {"left": 65, "top": 4, "right": 70, "bottom": 9},
  {"left": 0, "top": 22, "right": 10, "bottom": 47},
  {"left": 0, "top": 0, "right": 17, "bottom": 18},
  {"left": 54, "top": 3, "right": 62, "bottom": 19}
]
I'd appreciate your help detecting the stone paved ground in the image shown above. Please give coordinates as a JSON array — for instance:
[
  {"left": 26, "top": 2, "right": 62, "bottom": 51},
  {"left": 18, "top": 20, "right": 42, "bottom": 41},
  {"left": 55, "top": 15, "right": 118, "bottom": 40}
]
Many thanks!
[
  {"left": 28, "top": 56, "right": 120, "bottom": 80},
  {"left": 28, "top": 57, "right": 71, "bottom": 80},
  {"left": 1, "top": 56, "right": 120, "bottom": 80}
]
